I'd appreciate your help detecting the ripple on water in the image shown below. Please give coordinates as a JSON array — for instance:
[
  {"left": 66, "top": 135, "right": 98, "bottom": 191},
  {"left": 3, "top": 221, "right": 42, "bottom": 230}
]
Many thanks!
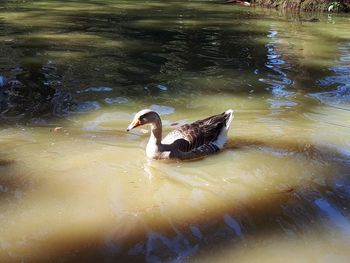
[
  {"left": 318, "top": 75, "right": 350, "bottom": 87},
  {"left": 312, "top": 42, "right": 350, "bottom": 110},
  {"left": 223, "top": 214, "right": 244, "bottom": 239},
  {"left": 104, "top": 97, "right": 129, "bottom": 104},
  {"left": 82, "top": 112, "right": 131, "bottom": 131},
  {"left": 149, "top": 105, "right": 175, "bottom": 115},
  {"left": 314, "top": 198, "right": 350, "bottom": 235},
  {"left": 77, "top": 86, "right": 113, "bottom": 93},
  {"left": 259, "top": 28, "right": 294, "bottom": 97},
  {"left": 311, "top": 86, "right": 350, "bottom": 111},
  {"left": 70, "top": 101, "right": 100, "bottom": 113},
  {"left": 145, "top": 230, "right": 198, "bottom": 262},
  {"left": 0, "top": 75, "right": 7, "bottom": 87},
  {"left": 157, "top": 85, "right": 168, "bottom": 91},
  {"left": 266, "top": 98, "right": 298, "bottom": 109}
]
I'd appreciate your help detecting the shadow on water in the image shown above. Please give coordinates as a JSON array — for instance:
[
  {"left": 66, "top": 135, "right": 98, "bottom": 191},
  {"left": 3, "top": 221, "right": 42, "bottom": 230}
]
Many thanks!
[
  {"left": 1, "top": 0, "right": 346, "bottom": 124},
  {"left": 0, "top": 1, "right": 350, "bottom": 262},
  {"left": 2, "top": 137, "right": 349, "bottom": 262},
  {"left": 0, "top": 158, "right": 28, "bottom": 202},
  {"left": 0, "top": 3, "right": 267, "bottom": 123}
]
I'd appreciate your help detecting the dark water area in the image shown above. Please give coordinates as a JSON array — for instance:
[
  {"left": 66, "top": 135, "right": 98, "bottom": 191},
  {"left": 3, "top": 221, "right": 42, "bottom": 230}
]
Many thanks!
[
  {"left": 0, "top": 0, "right": 350, "bottom": 262},
  {"left": 1, "top": 0, "right": 344, "bottom": 121}
]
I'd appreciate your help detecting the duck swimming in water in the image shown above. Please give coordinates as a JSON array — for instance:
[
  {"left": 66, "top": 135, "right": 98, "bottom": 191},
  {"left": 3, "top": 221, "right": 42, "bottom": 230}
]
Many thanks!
[{"left": 127, "top": 109, "right": 234, "bottom": 160}]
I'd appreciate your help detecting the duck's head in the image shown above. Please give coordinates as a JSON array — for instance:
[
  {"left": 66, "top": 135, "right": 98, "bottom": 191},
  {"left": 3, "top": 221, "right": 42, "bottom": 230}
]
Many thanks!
[{"left": 126, "top": 109, "right": 160, "bottom": 131}]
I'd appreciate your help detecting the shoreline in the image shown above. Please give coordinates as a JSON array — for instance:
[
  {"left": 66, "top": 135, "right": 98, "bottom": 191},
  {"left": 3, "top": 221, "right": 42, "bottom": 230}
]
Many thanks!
[{"left": 226, "top": 0, "right": 350, "bottom": 12}]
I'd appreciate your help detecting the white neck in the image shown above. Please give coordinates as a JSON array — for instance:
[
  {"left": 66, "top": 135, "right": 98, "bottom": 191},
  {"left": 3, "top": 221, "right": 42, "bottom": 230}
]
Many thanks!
[{"left": 146, "top": 120, "right": 163, "bottom": 158}]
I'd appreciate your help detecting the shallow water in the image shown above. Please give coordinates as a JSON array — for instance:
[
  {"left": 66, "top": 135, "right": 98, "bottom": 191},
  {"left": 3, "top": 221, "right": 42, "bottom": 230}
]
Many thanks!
[{"left": 0, "top": 0, "right": 350, "bottom": 262}]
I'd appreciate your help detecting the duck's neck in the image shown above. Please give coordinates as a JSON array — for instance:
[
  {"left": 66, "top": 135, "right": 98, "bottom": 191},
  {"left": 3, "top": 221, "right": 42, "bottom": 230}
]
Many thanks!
[
  {"left": 146, "top": 116, "right": 168, "bottom": 159},
  {"left": 148, "top": 118, "right": 162, "bottom": 147},
  {"left": 146, "top": 119, "right": 163, "bottom": 159}
]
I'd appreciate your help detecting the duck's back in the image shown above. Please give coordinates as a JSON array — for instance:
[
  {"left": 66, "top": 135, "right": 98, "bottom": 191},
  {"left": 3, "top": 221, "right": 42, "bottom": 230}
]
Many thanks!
[{"left": 162, "top": 110, "right": 233, "bottom": 153}]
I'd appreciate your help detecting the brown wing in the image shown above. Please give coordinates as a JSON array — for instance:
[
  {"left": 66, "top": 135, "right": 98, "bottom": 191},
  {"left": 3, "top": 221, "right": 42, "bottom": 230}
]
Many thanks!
[{"left": 162, "top": 111, "right": 229, "bottom": 152}]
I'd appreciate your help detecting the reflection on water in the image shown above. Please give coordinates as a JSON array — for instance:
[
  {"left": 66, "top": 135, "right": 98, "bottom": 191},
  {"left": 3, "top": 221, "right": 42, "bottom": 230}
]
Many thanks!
[
  {"left": 0, "top": 0, "right": 350, "bottom": 262},
  {"left": 312, "top": 42, "right": 350, "bottom": 110},
  {"left": 259, "top": 28, "right": 293, "bottom": 97}
]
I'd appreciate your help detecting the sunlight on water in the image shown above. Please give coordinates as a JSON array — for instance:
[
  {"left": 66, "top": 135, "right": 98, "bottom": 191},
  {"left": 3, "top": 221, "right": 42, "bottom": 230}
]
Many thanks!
[
  {"left": 0, "top": 0, "right": 350, "bottom": 262},
  {"left": 0, "top": 95, "right": 349, "bottom": 262}
]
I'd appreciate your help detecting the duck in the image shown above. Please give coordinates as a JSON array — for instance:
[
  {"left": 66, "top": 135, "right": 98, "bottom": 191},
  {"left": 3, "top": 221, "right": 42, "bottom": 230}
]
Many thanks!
[{"left": 127, "top": 109, "right": 234, "bottom": 160}]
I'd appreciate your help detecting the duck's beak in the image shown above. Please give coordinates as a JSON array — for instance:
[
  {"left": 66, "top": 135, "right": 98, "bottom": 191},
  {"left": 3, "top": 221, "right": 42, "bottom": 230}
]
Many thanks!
[{"left": 126, "top": 118, "right": 141, "bottom": 132}]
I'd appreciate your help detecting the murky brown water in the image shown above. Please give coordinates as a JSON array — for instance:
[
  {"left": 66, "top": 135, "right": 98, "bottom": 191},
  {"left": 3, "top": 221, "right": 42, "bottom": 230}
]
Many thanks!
[{"left": 0, "top": 0, "right": 350, "bottom": 262}]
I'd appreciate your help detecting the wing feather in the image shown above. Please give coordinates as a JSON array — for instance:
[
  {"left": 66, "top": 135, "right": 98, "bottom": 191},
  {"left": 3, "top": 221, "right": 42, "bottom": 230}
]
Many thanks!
[{"left": 162, "top": 111, "right": 231, "bottom": 152}]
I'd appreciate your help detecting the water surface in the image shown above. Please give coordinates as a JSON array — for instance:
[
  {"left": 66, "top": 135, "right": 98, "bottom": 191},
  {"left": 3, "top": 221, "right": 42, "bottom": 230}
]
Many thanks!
[{"left": 0, "top": 0, "right": 350, "bottom": 262}]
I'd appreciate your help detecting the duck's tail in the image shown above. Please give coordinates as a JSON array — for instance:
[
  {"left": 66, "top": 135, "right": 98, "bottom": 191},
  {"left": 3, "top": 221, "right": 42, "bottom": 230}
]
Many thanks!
[
  {"left": 224, "top": 109, "right": 234, "bottom": 130},
  {"left": 212, "top": 109, "right": 234, "bottom": 149}
]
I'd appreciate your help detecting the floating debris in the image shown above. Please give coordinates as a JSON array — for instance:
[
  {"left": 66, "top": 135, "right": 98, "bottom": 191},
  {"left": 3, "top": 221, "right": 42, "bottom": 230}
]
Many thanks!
[{"left": 51, "top": 127, "right": 63, "bottom": 132}]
